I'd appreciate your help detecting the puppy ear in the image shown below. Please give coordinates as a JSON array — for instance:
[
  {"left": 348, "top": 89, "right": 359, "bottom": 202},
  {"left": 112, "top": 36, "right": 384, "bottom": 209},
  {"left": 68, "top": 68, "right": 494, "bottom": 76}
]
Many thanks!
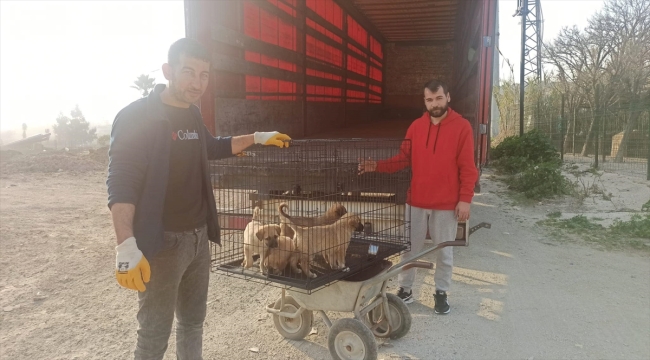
[{"left": 255, "top": 228, "right": 266, "bottom": 241}]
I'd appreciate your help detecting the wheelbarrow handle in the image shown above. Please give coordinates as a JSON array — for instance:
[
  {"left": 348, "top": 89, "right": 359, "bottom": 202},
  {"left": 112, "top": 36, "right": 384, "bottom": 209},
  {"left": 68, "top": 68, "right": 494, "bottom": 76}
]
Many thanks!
[
  {"left": 385, "top": 240, "right": 464, "bottom": 276},
  {"left": 401, "top": 261, "right": 433, "bottom": 271}
]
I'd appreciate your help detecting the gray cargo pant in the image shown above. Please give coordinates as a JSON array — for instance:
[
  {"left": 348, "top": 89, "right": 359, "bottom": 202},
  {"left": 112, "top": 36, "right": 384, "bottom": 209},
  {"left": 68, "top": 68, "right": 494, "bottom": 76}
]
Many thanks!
[
  {"left": 398, "top": 205, "right": 456, "bottom": 292},
  {"left": 134, "top": 224, "right": 210, "bottom": 360}
]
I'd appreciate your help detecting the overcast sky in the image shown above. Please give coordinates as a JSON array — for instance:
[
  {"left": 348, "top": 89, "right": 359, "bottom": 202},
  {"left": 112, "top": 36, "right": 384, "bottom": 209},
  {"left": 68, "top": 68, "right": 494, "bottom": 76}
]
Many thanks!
[{"left": 0, "top": 0, "right": 606, "bottom": 139}]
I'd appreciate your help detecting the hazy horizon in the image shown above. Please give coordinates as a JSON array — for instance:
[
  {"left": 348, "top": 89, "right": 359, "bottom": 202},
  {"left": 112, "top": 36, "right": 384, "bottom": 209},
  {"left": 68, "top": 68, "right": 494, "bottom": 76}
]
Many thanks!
[{"left": 0, "top": 0, "right": 185, "bottom": 143}]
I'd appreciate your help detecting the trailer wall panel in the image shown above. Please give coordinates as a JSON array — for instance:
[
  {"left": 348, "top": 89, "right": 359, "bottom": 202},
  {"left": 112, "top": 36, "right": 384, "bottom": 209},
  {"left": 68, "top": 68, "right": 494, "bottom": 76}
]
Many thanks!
[
  {"left": 384, "top": 42, "right": 454, "bottom": 119},
  {"left": 215, "top": 98, "right": 302, "bottom": 137}
]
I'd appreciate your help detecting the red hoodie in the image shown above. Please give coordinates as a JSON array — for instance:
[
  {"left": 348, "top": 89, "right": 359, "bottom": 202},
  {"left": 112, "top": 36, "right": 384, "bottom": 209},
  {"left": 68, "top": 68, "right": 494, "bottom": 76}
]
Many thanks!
[{"left": 377, "top": 108, "right": 478, "bottom": 210}]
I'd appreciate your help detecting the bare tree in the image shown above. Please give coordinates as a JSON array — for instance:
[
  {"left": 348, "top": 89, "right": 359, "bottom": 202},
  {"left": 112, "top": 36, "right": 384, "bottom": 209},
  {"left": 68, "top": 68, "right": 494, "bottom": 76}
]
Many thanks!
[
  {"left": 590, "top": 0, "right": 650, "bottom": 162},
  {"left": 544, "top": 0, "right": 650, "bottom": 161},
  {"left": 545, "top": 24, "right": 616, "bottom": 157},
  {"left": 494, "top": 79, "right": 520, "bottom": 143}
]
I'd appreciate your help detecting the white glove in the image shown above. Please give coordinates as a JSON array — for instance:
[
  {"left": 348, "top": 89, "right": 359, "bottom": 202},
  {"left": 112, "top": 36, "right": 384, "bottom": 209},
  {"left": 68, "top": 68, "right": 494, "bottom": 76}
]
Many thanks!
[
  {"left": 115, "top": 237, "right": 151, "bottom": 292},
  {"left": 254, "top": 131, "right": 291, "bottom": 148}
]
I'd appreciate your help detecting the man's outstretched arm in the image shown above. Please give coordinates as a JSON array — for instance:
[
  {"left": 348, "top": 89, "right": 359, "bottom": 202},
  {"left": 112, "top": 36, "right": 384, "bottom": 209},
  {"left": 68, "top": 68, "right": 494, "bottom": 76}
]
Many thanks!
[
  {"left": 203, "top": 128, "right": 291, "bottom": 159},
  {"left": 359, "top": 127, "right": 413, "bottom": 175}
]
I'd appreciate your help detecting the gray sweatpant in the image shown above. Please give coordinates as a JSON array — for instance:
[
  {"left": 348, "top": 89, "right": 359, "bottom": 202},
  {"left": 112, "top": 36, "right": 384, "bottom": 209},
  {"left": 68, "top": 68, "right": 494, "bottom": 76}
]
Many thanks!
[
  {"left": 134, "top": 224, "right": 210, "bottom": 360},
  {"left": 398, "top": 205, "right": 456, "bottom": 292}
]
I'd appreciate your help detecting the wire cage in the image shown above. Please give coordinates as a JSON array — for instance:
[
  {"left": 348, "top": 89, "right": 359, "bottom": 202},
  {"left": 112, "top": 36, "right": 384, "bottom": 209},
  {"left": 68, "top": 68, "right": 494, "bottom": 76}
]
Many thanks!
[{"left": 209, "top": 139, "right": 411, "bottom": 293}]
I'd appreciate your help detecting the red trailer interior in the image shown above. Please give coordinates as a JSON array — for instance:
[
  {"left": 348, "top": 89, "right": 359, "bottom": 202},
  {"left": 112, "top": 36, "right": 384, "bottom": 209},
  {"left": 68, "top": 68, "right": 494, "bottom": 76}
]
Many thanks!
[{"left": 185, "top": 0, "right": 496, "bottom": 165}]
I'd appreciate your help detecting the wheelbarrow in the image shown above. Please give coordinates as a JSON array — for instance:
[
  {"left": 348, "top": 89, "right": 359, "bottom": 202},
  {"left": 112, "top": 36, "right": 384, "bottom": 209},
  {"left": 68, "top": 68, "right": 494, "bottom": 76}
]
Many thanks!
[{"left": 266, "top": 221, "right": 491, "bottom": 360}]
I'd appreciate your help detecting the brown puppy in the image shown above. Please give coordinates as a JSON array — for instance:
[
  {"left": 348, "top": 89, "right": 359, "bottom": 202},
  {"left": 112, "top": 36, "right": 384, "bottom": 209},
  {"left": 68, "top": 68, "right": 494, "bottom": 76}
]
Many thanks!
[
  {"left": 263, "top": 235, "right": 297, "bottom": 276},
  {"left": 242, "top": 207, "right": 280, "bottom": 274},
  {"left": 289, "top": 213, "right": 364, "bottom": 277},
  {"left": 278, "top": 202, "right": 348, "bottom": 238}
]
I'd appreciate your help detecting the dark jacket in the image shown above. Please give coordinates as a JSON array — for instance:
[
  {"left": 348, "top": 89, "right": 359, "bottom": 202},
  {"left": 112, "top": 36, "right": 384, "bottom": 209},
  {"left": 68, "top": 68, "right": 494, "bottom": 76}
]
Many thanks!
[{"left": 106, "top": 84, "right": 232, "bottom": 259}]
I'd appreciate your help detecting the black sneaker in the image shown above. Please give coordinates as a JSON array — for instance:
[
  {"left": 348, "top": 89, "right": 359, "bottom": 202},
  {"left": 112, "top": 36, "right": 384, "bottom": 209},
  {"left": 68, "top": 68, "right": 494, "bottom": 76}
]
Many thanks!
[
  {"left": 434, "top": 290, "right": 450, "bottom": 314},
  {"left": 396, "top": 288, "right": 413, "bottom": 304}
]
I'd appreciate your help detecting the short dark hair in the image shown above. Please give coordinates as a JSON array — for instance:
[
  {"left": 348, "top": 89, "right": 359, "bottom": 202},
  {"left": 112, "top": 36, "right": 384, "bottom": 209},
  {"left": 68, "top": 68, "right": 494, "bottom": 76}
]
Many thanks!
[
  {"left": 168, "top": 38, "right": 211, "bottom": 66},
  {"left": 423, "top": 79, "right": 449, "bottom": 95}
]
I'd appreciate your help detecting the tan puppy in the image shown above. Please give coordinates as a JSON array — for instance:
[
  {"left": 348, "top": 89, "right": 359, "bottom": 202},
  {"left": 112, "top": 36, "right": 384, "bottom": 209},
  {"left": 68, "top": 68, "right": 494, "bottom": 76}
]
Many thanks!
[
  {"left": 278, "top": 202, "right": 348, "bottom": 238},
  {"left": 242, "top": 207, "right": 280, "bottom": 274},
  {"left": 289, "top": 213, "right": 364, "bottom": 277},
  {"left": 263, "top": 235, "right": 297, "bottom": 276}
]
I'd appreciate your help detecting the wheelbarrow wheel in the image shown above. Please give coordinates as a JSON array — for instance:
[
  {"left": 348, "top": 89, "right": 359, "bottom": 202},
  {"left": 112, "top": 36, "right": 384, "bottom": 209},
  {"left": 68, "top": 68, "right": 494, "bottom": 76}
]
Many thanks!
[
  {"left": 272, "top": 295, "right": 313, "bottom": 340},
  {"left": 328, "top": 318, "right": 377, "bottom": 360},
  {"left": 366, "top": 293, "right": 412, "bottom": 340}
]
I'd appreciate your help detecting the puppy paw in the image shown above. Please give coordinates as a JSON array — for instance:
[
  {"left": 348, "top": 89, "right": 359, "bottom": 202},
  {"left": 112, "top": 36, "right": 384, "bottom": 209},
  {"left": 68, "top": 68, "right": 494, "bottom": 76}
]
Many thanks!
[{"left": 309, "top": 273, "right": 317, "bottom": 278}]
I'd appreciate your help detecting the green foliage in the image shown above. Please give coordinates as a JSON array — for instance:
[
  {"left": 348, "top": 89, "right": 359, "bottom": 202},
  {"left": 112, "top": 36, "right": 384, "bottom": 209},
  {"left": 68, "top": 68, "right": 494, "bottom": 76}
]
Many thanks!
[
  {"left": 491, "top": 130, "right": 560, "bottom": 175},
  {"left": 547, "top": 211, "right": 562, "bottom": 219},
  {"left": 610, "top": 214, "right": 650, "bottom": 239},
  {"left": 491, "top": 156, "right": 529, "bottom": 175},
  {"left": 642, "top": 200, "right": 650, "bottom": 212},
  {"left": 538, "top": 214, "right": 650, "bottom": 250},
  {"left": 540, "top": 215, "right": 605, "bottom": 231},
  {"left": 506, "top": 162, "right": 571, "bottom": 200},
  {"left": 490, "top": 130, "right": 567, "bottom": 200}
]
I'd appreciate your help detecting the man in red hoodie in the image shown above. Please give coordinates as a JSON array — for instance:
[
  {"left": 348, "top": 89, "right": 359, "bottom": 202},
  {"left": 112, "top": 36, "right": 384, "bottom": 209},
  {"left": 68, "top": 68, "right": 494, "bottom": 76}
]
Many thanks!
[{"left": 359, "top": 79, "right": 478, "bottom": 314}]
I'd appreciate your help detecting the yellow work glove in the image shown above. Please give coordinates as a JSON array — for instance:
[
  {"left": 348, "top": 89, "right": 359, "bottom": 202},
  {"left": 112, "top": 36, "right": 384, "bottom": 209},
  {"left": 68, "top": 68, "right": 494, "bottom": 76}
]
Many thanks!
[
  {"left": 115, "top": 237, "right": 151, "bottom": 292},
  {"left": 254, "top": 131, "right": 291, "bottom": 148}
]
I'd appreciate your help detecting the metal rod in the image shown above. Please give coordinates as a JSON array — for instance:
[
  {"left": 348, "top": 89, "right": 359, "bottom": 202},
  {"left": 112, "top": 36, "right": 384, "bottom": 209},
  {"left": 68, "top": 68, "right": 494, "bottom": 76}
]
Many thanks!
[
  {"left": 377, "top": 240, "right": 467, "bottom": 280},
  {"left": 266, "top": 304, "right": 306, "bottom": 319},
  {"left": 301, "top": 0, "right": 308, "bottom": 137},
  {"left": 560, "top": 94, "right": 566, "bottom": 161},
  {"left": 647, "top": 110, "right": 650, "bottom": 181},
  {"left": 573, "top": 106, "right": 577, "bottom": 155},
  {"left": 594, "top": 85, "right": 600, "bottom": 169},
  {"left": 318, "top": 310, "right": 332, "bottom": 328}
]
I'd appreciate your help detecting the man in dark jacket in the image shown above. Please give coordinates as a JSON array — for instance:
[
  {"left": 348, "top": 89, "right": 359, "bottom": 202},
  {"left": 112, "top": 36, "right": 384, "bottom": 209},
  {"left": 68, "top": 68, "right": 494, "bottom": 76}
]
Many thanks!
[{"left": 106, "top": 38, "right": 290, "bottom": 360}]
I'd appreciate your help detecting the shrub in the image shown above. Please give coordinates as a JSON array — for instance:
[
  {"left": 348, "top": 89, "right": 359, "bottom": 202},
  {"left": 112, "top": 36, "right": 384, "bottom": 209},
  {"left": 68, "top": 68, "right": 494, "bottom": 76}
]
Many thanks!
[
  {"left": 507, "top": 162, "right": 571, "bottom": 200},
  {"left": 491, "top": 130, "right": 560, "bottom": 174},
  {"left": 610, "top": 214, "right": 650, "bottom": 239}
]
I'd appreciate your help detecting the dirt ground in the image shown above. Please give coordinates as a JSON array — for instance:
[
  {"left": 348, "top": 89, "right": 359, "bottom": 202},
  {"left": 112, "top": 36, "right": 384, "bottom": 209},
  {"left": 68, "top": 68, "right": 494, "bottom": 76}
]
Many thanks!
[{"left": 1, "top": 165, "right": 649, "bottom": 360}]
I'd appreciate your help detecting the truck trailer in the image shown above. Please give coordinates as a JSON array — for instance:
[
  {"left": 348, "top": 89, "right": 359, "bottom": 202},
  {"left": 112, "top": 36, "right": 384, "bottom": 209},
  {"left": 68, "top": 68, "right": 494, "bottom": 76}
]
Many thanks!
[{"left": 184, "top": 0, "right": 497, "bottom": 167}]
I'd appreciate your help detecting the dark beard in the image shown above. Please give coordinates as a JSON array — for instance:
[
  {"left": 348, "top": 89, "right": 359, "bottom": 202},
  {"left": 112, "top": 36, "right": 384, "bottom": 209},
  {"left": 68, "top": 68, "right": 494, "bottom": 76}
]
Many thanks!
[{"left": 428, "top": 104, "right": 449, "bottom": 118}]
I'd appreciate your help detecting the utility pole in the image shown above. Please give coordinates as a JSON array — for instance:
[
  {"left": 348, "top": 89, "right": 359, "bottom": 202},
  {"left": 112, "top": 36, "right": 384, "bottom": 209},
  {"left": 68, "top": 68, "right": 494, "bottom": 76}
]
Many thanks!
[{"left": 515, "top": 0, "right": 542, "bottom": 136}]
